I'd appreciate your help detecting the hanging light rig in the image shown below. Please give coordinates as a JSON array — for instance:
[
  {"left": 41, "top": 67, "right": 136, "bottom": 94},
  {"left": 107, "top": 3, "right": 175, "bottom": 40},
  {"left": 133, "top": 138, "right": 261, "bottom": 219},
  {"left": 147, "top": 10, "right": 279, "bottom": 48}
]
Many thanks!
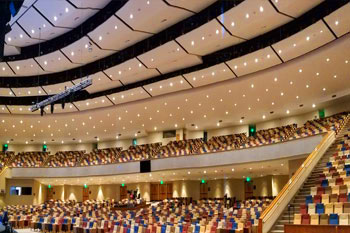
[{"left": 31, "top": 78, "right": 92, "bottom": 115}]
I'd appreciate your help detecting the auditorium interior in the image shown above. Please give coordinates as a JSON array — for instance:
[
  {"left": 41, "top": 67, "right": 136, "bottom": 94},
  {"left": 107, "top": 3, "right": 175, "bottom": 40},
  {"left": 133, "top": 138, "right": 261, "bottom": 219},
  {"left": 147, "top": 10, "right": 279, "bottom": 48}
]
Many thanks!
[{"left": 0, "top": 1, "right": 350, "bottom": 233}]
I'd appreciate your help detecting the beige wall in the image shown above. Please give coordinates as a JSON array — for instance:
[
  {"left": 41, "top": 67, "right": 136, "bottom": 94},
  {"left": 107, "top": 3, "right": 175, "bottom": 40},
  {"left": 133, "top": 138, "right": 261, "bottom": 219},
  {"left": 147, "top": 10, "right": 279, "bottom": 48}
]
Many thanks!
[
  {"left": 288, "top": 157, "right": 307, "bottom": 178},
  {"left": 253, "top": 176, "right": 273, "bottom": 197},
  {"left": 5, "top": 179, "right": 35, "bottom": 206},
  {"left": 207, "top": 179, "right": 224, "bottom": 198},
  {"left": 224, "top": 179, "right": 245, "bottom": 201},
  {"left": 172, "top": 180, "right": 200, "bottom": 200},
  {"left": 127, "top": 183, "right": 150, "bottom": 201},
  {"left": 272, "top": 175, "right": 289, "bottom": 196},
  {"left": 64, "top": 185, "right": 83, "bottom": 202},
  {"left": 89, "top": 184, "right": 120, "bottom": 201}
]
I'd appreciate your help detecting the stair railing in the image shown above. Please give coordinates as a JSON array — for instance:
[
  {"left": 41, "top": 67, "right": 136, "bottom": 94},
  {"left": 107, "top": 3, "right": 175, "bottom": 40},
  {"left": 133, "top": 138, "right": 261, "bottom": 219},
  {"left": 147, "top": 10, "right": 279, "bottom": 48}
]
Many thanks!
[{"left": 258, "top": 131, "right": 335, "bottom": 233}]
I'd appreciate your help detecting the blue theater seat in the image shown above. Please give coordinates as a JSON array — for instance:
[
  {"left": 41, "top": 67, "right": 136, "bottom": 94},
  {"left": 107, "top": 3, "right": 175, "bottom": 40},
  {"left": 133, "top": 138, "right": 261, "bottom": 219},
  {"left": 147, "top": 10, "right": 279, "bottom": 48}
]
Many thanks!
[
  {"left": 330, "top": 214, "right": 339, "bottom": 225},
  {"left": 316, "top": 203, "right": 325, "bottom": 214},
  {"left": 305, "top": 195, "right": 313, "bottom": 205},
  {"left": 321, "top": 179, "right": 329, "bottom": 187}
]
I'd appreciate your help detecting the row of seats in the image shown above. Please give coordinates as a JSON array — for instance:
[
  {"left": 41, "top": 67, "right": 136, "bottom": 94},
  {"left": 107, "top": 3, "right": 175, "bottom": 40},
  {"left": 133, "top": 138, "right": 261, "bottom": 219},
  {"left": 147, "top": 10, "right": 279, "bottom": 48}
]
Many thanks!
[
  {"left": 0, "top": 198, "right": 272, "bottom": 233},
  {"left": 2, "top": 113, "right": 348, "bottom": 169},
  {"left": 294, "top": 120, "right": 350, "bottom": 226}
]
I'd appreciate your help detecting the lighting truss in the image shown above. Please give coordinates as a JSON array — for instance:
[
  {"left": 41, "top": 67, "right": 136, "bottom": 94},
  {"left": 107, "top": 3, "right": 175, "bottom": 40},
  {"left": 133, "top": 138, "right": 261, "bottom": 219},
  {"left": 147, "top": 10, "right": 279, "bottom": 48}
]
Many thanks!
[{"left": 30, "top": 78, "right": 92, "bottom": 112}]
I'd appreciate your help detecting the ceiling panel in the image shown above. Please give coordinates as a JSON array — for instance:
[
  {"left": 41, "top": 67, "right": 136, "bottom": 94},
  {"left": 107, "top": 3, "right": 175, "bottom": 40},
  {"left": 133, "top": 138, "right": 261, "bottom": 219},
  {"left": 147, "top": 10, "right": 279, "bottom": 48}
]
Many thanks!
[
  {"left": 18, "top": 7, "right": 71, "bottom": 41},
  {"left": 35, "top": 50, "right": 80, "bottom": 73},
  {"left": 69, "top": 0, "right": 111, "bottom": 9},
  {"left": 226, "top": 47, "right": 281, "bottom": 77},
  {"left": 219, "top": 0, "right": 292, "bottom": 40},
  {"left": 4, "top": 44, "right": 21, "bottom": 56},
  {"left": 143, "top": 76, "right": 192, "bottom": 96},
  {"left": 11, "top": 86, "right": 46, "bottom": 97},
  {"left": 272, "top": 20, "right": 335, "bottom": 62},
  {"left": 176, "top": 19, "right": 243, "bottom": 56},
  {"left": 137, "top": 40, "right": 202, "bottom": 73},
  {"left": 0, "top": 88, "right": 15, "bottom": 97},
  {"left": 0, "top": 105, "right": 10, "bottom": 114},
  {"left": 7, "top": 106, "right": 36, "bottom": 115},
  {"left": 61, "top": 36, "right": 114, "bottom": 64},
  {"left": 35, "top": 0, "right": 98, "bottom": 28},
  {"left": 104, "top": 58, "right": 160, "bottom": 85},
  {"left": 0, "top": 63, "right": 15, "bottom": 76},
  {"left": 41, "top": 81, "right": 75, "bottom": 95},
  {"left": 116, "top": 0, "right": 193, "bottom": 33},
  {"left": 5, "top": 23, "right": 40, "bottom": 47},
  {"left": 324, "top": 3, "right": 350, "bottom": 38},
  {"left": 166, "top": 0, "right": 217, "bottom": 13},
  {"left": 108, "top": 87, "right": 150, "bottom": 105},
  {"left": 8, "top": 0, "right": 36, "bottom": 25},
  {"left": 184, "top": 63, "right": 235, "bottom": 87},
  {"left": 72, "top": 72, "right": 122, "bottom": 94},
  {"left": 271, "top": 0, "right": 324, "bottom": 18},
  {"left": 88, "top": 16, "right": 150, "bottom": 51},
  {"left": 7, "top": 58, "right": 46, "bottom": 76},
  {"left": 74, "top": 96, "right": 113, "bottom": 111}
]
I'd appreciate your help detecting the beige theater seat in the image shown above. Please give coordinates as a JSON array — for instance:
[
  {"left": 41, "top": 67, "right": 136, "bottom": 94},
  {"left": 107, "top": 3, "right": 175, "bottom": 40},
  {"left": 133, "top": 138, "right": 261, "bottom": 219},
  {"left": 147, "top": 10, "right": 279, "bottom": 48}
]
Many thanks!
[
  {"left": 308, "top": 203, "right": 316, "bottom": 214},
  {"left": 322, "top": 194, "right": 330, "bottom": 204},
  {"left": 310, "top": 214, "right": 319, "bottom": 225},
  {"left": 325, "top": 203, "right": 334, "bottom": 214},
  {"left": 293, "top": 214, "right": 301, "bottom": 225},
  {"left": 339, "top": 213, "right": 349, "bottom": 225},
  {"left": 335, "top": 202, "right": 343, "bottom": 214}
]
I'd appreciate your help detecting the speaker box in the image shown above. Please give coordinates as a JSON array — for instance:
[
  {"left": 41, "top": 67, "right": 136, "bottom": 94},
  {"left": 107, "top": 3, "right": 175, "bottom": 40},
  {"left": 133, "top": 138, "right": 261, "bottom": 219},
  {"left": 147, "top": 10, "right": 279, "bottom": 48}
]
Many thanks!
[{"left": 140, "top": 160, "right": 151, "bottom": 173}]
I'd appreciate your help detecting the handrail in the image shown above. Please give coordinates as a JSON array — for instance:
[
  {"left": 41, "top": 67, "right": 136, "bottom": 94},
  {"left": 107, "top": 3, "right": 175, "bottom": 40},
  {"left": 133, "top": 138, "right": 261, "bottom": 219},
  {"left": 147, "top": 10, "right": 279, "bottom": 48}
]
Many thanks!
[
  {"left": 0, "top": 166, "right": 8, "bottom": 177},
  {"left": 258, "top": 130, "right": 336, "bottom": 233}
]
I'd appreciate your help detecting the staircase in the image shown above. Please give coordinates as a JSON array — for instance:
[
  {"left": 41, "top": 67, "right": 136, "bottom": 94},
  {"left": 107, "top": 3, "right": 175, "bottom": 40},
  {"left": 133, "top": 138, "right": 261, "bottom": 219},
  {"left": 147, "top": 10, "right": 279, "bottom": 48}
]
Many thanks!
[{"left": 269, "top": 121, "right": 350, "bottom": 233}]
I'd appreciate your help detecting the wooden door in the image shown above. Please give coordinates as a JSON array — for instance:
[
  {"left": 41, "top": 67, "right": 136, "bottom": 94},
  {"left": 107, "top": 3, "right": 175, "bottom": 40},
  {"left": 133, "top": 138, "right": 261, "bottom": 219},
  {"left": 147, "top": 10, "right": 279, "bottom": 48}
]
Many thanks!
[
  {"left": 120, "top": 186, "right": 127, "bottom": 200},
  {"left": 200, "top": 183, "right": 208, "bottom": 199},
  {"left": 47, "top": 188, "right": 53, "bottom": 200},
  {"left": 166, "top": 183, "right": 173, "bottom": 199},
  {"left": 83, "top": 187, "right": 89, "bottom": 201},
  {"left": 159, "top": 184, "right": 167, "bottom": 200},
  {"left": 150, "top": 184, "right": 159, "bottom": 201},
  {"left": 245, "top": 181, "right": 254, "bottom": 200}
]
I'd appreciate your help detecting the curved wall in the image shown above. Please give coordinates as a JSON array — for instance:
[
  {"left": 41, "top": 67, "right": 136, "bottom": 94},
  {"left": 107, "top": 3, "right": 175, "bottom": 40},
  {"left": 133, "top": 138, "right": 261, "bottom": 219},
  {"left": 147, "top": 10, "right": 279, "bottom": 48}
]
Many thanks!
[{"left": 10, "top": 134, "right": 323, "bottom": 178}]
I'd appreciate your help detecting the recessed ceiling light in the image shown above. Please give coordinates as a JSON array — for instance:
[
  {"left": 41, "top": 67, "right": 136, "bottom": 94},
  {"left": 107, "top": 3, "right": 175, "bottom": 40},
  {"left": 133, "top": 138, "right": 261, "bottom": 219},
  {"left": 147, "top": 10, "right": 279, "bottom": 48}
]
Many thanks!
[
  {"left": 215, "top": 29, "right": 219, "bottom": 34},
  {"left": 306, "top": 36, "right": 310, "bottom": 41},
  {"left": 280, "top": 92, "right": 284, "bottom": 96},
  {"left": 262, "top": 115, "right": 266, "bottom": 119},
  {"left": 312, "top": 104, "right": 316, "bottom": 108},
  {"left": 335, "top": 20, "right": 339, "bottom": 26},
  {"left": 322, "top": 88, "right": 326, "bottom": 91},
  {"left": 278, "top": 50, "right": 282, "bottom": 54},
  {"left": 286, "top": 110, "right": 290, "bottom": 114},
  {"left": 129, "top": 14, "right": 133, "bottom": 19},
  {"left": 259, "top": 6, "right": 264, "bottom": 12},
  {"left": 326, "top": 58, "right": 330, "bottom": 62},
  {"left": 274, "top": 77, "right": 278, "bottom": 82},
  {"left": 299, "top": 69, "right": 302, "bottom": 73},
  {"left": 245, "top": 13, "right": 249, "bottom": 18},
  {"left": 251, "top": 84, "right": 254, "bottom": 88},
  {"left": 191, "top": 41, "right": 194, "bottom": 46},
  {"left": 53, "top": 16, "right": 57, "bottom": 21},
  {"left": 65, "top": 7, "right": 69, "bottom": 13},
  {"left": 231, "top": 21, "right": 235, "bottom": 27}
]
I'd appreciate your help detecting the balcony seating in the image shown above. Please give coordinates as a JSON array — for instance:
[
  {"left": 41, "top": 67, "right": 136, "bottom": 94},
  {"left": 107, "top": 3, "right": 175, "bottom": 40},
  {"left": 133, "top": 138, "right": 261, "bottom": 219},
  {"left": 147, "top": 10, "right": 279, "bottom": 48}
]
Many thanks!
[
  {"left": 0, "top": 151, "right": 14, "bottom": 172},
  {"left": 5, "top": 113, "right": 349, "bottom": 169},
  {"left": 10, "top": 151, "right": 49, "bottom": 167},
  {"left": 81, "top": 148, "right": 122, "bottom": 166},
  {"left": 46, "top": 151, "right": 85, "bottom": 167}
]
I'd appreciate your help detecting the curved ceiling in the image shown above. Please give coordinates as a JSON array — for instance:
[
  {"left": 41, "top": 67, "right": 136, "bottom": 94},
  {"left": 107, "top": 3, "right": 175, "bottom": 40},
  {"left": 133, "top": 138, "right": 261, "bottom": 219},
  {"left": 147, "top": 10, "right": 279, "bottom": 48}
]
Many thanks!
[
  {"left": 0, "top": 31, "right": 350, "bottom": 144},
  {"left": 0, "top": 0, "right": 349, "bottom": 144}
]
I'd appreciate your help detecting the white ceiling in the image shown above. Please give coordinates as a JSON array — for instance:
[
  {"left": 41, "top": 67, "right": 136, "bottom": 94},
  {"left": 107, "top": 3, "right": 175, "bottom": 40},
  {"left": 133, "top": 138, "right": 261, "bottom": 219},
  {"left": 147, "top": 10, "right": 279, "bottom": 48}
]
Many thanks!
[{"left": 0, "top": 32, "right": 349, "bottom": 144}]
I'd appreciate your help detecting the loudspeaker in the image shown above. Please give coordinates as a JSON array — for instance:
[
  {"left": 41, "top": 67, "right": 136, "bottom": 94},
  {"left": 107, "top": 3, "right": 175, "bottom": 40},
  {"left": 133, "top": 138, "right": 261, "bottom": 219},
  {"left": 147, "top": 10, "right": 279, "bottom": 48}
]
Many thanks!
[{"left": 140, "top": 160, "right": 151, "bottom": 173}]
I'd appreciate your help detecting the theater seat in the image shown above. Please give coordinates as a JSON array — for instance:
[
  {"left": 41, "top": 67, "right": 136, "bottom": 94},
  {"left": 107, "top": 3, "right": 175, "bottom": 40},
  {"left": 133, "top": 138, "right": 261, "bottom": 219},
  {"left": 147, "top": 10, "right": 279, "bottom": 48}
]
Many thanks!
[
  {"left": 310, "top": 214, "right": 319, "bottom": 225},
  {"left": 344, "top": 203, "right": 350, "bottom": 213},
  {"left": 330, "top": 214, "right": 339, "bottom": 225},
  {"left": 330, "top": 194, "right": 338, "bottom": 203},
  {"left": 332, "top": 186, "right": 340, "bottom": 195},
  {"left": 316, "top": 203, "right": 325, "bottom": 214},
  {"left": 335, "top": 202, "right": 343, "bottom": 214},
  {"left": 310, "top": 187, "right": 317, "bottom": 196},
  {"left": 320, "top": 214, "right": 329, "bottom": 225},
  {"left": 314, "top": 195, "right": 321, "bottom": 204},
  {"left": 322, "top": 194, "right": 330, "bottom": 204},
  {"left": 305, "top": 195, "right": 313, "bottom": 205},
  {"left": 325, "top": 203, "right": 334, "bottom": 214},
  {"left": 339, "top": 213, "right": 349, "bottom": 225},
  {"left": 301, "top": 214, "right": 310, "bottom": 225},
  {"left": 300, "top": 204, "right": 307, "bottom": 215},
  {"left": 308, "top": 204, "right": 316, "bottom": 214}
]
